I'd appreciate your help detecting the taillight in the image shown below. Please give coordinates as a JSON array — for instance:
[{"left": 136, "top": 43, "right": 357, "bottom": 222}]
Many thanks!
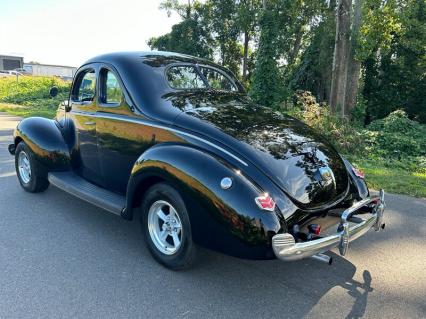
[
  {"left": 255, "top": 193, "right": 276, "bottom": 211},
  {"left": 352, "top": 166, "right": 365, "bottom": 179},
  {"left": 308, "top": 224, "right": 321, "bottom": 235}
]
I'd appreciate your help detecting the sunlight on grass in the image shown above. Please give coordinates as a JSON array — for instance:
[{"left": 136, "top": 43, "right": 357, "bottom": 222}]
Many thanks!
[
  {"left": 356, "top": 161, "right": 426, "bottom": 198},
  {"left": 0, "top": 102, "right": 56, "bottom": 119}
]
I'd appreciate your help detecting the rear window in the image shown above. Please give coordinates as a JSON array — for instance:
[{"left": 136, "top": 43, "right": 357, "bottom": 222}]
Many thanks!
[
  {"left": 166, "top": 65, "right": 238, "bottom": 92},
  {"left": 199, "top": 67, "right": 237, "bottom": 91},
  {"left": 167, "top": 66, "right": 206, "bottom": 89}
]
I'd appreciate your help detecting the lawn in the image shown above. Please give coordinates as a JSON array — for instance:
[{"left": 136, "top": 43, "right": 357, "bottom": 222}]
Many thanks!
[
  {"left": 350, "top": 159, "right": 426, "bottom": 198},
  {"left": 0, "top": 102, "right": 57, "bottom": 118}
]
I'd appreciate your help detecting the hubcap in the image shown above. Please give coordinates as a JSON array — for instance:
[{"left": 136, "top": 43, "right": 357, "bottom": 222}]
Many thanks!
[
  {"left": 147, "top": 200, "right": 183, "bottom": 255},
  {"left": 18, "top": 151, "right": 31, "bottom": 184}
]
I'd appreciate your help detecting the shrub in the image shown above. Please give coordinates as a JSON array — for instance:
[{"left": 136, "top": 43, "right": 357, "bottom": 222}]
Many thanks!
[
  {"left": 0, "top": 76, "right": 70, "bottom": 111},
  {"left": 285, "top": 91, "right": 365, "bottom": 154},
  {"left": 285, "top": 92, "right": 426, "bottom": 175},
  {"left": 363, "top": 110, "right": 426, "bottom": 173}
]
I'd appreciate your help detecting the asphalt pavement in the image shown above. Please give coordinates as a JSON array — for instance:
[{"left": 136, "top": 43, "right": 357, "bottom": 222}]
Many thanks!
[{"left": 0, "top": 113, "right": 425, "bottom": 318}]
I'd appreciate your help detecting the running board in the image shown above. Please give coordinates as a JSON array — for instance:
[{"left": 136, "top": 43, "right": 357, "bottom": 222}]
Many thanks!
[{"left": 48, "top": 171, "right": 125, "bottom": 216}]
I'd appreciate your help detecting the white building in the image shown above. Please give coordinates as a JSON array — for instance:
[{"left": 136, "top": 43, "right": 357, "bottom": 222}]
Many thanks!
[{"left": 24, "top": 63, "right": 77, "bottom": 80}]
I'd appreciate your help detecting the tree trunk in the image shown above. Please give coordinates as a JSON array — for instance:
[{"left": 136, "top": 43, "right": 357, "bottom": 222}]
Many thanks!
[
  {"left": 289, "top": 24, "right": 304, "bottom": 65},
  {"left": 344, "top": 0, "right": 362, "bottom": 117},
  {"left": 329, "top": 0, "right": 352, "bottom": 117},
  {"left": 242, "top": 31, "right": 250, "bottom": 80}
]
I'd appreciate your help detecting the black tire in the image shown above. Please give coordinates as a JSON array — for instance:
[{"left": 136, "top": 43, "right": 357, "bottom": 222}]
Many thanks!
[
  {"left": 141, "top": 182, "right": 195, "bottom": 270},
  {"left": 15, "top": 142, "right": 49, "bottom": 193}
]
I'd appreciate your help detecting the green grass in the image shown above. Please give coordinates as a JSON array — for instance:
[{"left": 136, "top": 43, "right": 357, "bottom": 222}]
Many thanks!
[
  {"left": 351, "top": 159, "right": 426, "bottom": 198},
  {"left": 0, "top": 102, "right": 57, "bottom": 118}
]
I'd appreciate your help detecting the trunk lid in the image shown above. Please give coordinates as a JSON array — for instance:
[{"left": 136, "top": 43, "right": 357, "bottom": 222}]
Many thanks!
[{"left": 169, "top": 91, "right": 349, "bottom": 209}]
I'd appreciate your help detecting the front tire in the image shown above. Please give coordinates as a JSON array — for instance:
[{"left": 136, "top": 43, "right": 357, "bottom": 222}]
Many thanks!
[
  {"left": 15, "top": 142, "right": 49, "bottom": 193},
  {"left": 141, "top": 183, "right": 195, "bottom": 270}
]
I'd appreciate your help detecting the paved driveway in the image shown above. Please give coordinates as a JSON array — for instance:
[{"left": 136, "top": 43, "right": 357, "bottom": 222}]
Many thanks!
[{"left": 0, "top": 113, "right": 425, "bottom": 318}]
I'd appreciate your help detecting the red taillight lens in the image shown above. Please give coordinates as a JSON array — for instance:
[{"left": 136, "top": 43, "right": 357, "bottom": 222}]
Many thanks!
[
  {"left": 352, "top": 166, "right": 365, "bottom": 179},
  {"left": 308, "top": 224, "right": 321, "bottom": 235},
  {"left": 255, "top": 193, "right": 276, "bottom": 211}
]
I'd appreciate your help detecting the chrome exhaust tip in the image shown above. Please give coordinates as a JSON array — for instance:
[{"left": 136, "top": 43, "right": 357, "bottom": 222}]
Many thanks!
[{"left": 311, "top": 253, "right": 333, "bottom": 265}]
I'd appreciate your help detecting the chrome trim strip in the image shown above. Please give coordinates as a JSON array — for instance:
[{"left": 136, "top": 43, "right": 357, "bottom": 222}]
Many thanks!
[
  {"left": 70, "top": 111, "right": 248, "bottom": 166},
  {"left": 272, "top": 191, "right": 386, "bottom": 262}
]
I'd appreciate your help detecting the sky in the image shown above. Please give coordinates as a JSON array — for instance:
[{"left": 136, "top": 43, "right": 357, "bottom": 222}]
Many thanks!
[{"left": 0, "top": 0, "right": 181, "bottom": 66}]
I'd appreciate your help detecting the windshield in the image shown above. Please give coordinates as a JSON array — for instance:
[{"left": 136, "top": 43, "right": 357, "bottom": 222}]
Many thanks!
[{"left": 166, "top": 65, "right": 239, "bottom": 92}]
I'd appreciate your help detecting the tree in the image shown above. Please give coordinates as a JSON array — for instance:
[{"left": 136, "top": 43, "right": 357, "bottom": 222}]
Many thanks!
[
  {"left": 289, "top": 1, "right": 336, "bottom": 102},
  {"left": 148, "top": 19, "right": 212, "bottom": 58},
  {"left": 250, "top": 0, "right": 281, "bottom": 106},
  {"left": 329, "top": 0, "right": 352, "bottom": 117},
  {"left": 363, "top": 0, "right": 425, "bottom": 122},
  {"left": 344, "top": 0, "right": 362, "bottom": 116},
  {"left": 148, "top": 1, "right": 213, "bottom": 58},
  {"left": 236, "top": 0, "right": 262, "bottom": 81}
]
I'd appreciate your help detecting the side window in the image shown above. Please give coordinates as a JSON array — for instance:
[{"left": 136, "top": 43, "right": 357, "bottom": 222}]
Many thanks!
[
  {"left": 167, "top": 66, "right": 206, "bottom": 89},
  {"left": 99, "top": 69, "right": 123, "bottom": 105},
  {"left": 72, "top": 69, "right": 96, "bottom": 102},
  {"left": 199, "top": 67, "right": 237, "bottom": 91}
]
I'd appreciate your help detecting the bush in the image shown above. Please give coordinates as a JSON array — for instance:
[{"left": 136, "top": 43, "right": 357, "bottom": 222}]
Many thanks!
[
  {"left": 285, "top": 91, "right": 365, "bottom": 154},
  {"left": 286, "top": 92, "right": 426, "bottom": 177},
  {"left": 0, "top": 76, "right": 70, "bottom": 111},
  {"left": 363, "top": 110, "right": 426, "bottom": 173}
]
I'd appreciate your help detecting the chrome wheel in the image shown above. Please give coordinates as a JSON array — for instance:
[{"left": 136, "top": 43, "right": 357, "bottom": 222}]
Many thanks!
[
  {"left": 18, "top": 151, "right": 31, "bottom": 184},
  {"left": 147, "top": 200, "right": 183, "bottom": 255}
]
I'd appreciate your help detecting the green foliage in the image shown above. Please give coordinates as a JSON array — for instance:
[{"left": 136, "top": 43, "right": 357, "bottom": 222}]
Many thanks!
[
  {"left": 250, "top": 4, "right": 281, "bottom": 107},
  {"left": 364, "top": 110, "right": 426, "bottom": 169},
  {"left": 288, "top": 4, "right": 335, "bottom": 102},
  {"left": 287, "top": 91, "right": 365, "bottom": 154},
  {"left": 288, "top": 93, "right": 425, "bottom": 196},
  {"left": 363, "top": 0, "right": 426, "bottom": 123},
  {"left": 357, "top": 0, "right": 402, "bottom": 60},
  {"left": 0, "top": 76, "right": 70, "bottom": 118},
  {"left": 148, "top": 18, "right": 213, "bottom": 59}
]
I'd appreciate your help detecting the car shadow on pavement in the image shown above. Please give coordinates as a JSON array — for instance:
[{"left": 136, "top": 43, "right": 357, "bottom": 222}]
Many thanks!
[{"left": 190, "top": 244, "right": 373, "bottom": 318}]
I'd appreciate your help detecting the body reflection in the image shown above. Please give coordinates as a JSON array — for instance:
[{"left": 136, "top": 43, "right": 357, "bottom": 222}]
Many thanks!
[{"left": 165, "top": 91, "right": 349, "bottom": 208}]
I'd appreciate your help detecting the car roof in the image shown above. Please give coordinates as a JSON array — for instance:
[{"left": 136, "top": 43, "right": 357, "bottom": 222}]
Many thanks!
[
  {"left": 84, "top": 51, "right": 223, "bottom": 70},
  {"left": 80, "top": 51, "right": 242, "bottom": 124}
]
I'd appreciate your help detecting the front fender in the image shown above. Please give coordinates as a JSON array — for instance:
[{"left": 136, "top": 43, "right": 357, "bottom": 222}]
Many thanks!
[
  {"left": 126, "top": 143, "right": 283, "bottom": 259},
  {"left": 14, "top": 117, "right": 71, "bottom": 170}
]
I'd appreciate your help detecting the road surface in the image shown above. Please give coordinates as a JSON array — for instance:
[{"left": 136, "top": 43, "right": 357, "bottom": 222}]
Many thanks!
[{"left": 0, "top": 113, "right": 425, "bottom": 318}]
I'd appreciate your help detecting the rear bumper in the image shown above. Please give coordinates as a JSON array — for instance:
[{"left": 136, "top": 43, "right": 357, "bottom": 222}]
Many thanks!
[{"left": 272, "top": 189, "right": 386, "bottom": 261}]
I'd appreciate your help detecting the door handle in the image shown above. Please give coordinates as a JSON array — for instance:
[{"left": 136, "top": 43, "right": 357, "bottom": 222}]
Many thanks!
[{"left": 85, "top": 121, "right": 95, "bottom": 125}]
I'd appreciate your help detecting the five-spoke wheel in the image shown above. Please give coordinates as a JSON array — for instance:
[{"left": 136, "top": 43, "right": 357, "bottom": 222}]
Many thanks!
[
  {"left": 18, "top": 151, "right": 32, "bottom": 184},
  {"left": 15, "top": 142, "right": 49, "bottom": 193},
  {"left": 141, "top": 183, "right": 195, "bottom": 270},
  {"left": 147, "top": 200, "right": 183, "bottom": 255}
]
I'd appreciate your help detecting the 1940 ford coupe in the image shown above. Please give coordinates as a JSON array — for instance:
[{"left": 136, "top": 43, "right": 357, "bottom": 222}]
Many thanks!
[{"left": 8, "top": 52, "right": 386, "bottom": 269}]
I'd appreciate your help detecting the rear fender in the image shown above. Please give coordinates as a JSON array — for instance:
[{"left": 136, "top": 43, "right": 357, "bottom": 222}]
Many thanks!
[
  {"left": 13, "top": 117, "right": 71, "bottom": 170},
  {"left": 125, "top": 143, "right": 283, "bottom": 259}
]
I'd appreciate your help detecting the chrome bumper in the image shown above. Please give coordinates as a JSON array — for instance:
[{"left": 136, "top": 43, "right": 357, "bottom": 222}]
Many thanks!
[{"left": 272, "top": 189, "right": 386, "bottom": 262}]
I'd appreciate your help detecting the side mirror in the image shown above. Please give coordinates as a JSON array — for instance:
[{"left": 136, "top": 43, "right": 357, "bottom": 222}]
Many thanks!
[{"left": 49, "top": 87, "right": 58, "bottom": 98}]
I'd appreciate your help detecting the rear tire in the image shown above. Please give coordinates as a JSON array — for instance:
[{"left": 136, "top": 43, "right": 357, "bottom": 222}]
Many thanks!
[
  {"left": 141, "top": 182, "right": 195, "bottom": 270},
  {"left": 15, "top": 142, "right": 49, "bottom": 193}
]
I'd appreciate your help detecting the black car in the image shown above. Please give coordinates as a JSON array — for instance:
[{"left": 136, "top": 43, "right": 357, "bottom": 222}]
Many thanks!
[{"left": 8, "top": 51, "right": 386, "bottom": 269}]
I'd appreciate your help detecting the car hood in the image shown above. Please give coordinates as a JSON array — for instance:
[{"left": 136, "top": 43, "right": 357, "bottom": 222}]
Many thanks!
[{"left": 168, "top": 91, "right": 349, "bottom": 209}]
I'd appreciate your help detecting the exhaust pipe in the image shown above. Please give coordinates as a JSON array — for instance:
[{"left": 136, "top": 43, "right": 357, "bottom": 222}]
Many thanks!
[{"left": 311, "top": 253, "right": 333, "bottom": 265}]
